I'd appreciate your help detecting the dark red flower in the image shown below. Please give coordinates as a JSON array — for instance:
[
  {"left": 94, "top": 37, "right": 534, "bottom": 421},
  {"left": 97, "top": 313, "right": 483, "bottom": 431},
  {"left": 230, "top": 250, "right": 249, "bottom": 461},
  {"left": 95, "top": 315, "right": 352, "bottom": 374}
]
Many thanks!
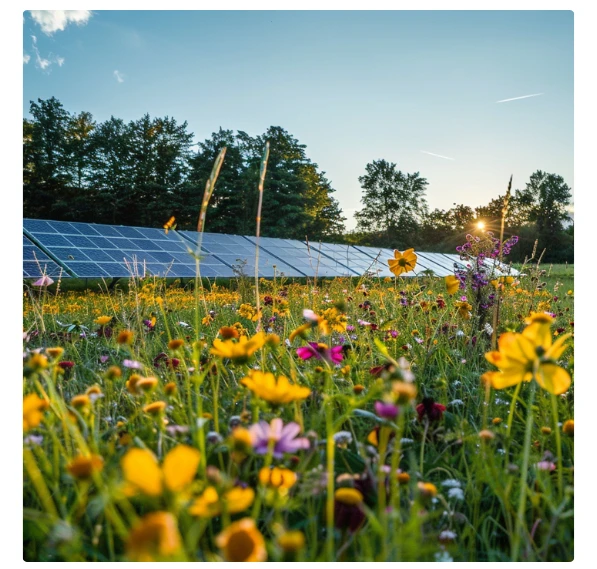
[
  {"left": 59, "top": 361, "right": 75, "bottom": 369},
  {"left": 416, "top": 397, "right": 446, "bottom": 422}
]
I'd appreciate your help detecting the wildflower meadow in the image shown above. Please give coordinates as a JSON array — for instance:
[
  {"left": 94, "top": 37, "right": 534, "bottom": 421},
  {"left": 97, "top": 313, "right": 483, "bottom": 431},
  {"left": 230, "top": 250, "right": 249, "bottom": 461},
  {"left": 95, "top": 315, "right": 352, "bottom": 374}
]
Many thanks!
[{"left": 22, "top": 229, "right": 574, "bottom": 562}]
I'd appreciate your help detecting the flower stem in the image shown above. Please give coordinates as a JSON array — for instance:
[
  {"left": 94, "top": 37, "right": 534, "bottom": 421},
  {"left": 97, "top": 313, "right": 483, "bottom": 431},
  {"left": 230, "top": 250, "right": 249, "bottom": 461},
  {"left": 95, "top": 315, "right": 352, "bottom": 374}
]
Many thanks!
[
  {"left": 511, "top": 382, "right": 536, "bottom": 561},
  {"left": 550, "top": 393, "right": 564, "bottom": 501}
]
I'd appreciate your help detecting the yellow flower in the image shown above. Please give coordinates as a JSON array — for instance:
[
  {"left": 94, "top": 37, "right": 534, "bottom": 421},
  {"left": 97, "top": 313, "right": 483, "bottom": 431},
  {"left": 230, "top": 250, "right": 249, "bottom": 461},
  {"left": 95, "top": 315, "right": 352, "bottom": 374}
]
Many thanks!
[
  {"left": 125, "top": 512, "right": 182, "bottom": 562},
  {"left": 168, "top": 339, "right": 184, "bottom": 350},
  {"left": 189, "top": 486, "right": 254, "bottom": 517},
  {"left": 277, "top": 530, "right": 305, "bottom": 553},
  {"left": 388, "top": 248, "right": 417, "bottom": 276},
  {"left": 215, "top": 518, "right": 267, "bottom": 562},
  {"left": 417, "top": 481, "right": 438, "bottom": 498},
  {"left": 454, "top": 300, "right": 473, "bottom": 320},
  {"left": 210, "top": 331, "right": 267, "bottom": 364},
  {"left": 334, "top": 487, "right": 364, "bottom": 506},
  {"left": 240, "top": 370, "right": 311, "bottom": 405},
  {"left": 391, "top": 381, "right": 417, "bottom": 404},
  {"left": 321, "top": 307, "right": 348, "bottom": 332},
  {"left": 143, "top": 401, "right": 167, "bottom": 415},
  {"left": 121, "top": 445, "right": 201, "bottom": 496},
  {"left": 117, "top": 330, "right": 134, "bottom": 345},
  {"left": 289, "top": 322, "right": 312, "bottom": 342},
  {"left": 46, "top": 347, "right": 64, "bottom": 359},
  {"left": 481, "top": 315, "right": 572, "bottom": 395},
  {"left": 445, "top": 275, "right": 460, "bottom": 295},
  {"left": 562, "top": 419, "right": 574, "bottom": 436},
  {"left": 258, "top": 466, "right": 298, "bottom": 490},
  {"left": 23, "top": 393, "right": 49, "bottom": 431},
  {"left": 66, "top": 454, "right": 104, "bottom": 479},
  {"left": 95, "top": 316, "right": 112, "bottom": 326}
]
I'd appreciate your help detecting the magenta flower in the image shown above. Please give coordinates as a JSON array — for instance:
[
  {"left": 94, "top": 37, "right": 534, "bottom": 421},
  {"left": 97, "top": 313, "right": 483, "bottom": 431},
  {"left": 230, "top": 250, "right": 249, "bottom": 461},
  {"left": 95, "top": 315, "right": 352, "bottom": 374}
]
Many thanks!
[
  {"left": 123, "top": 359, "right": 143, "bottom": 369},
  {"left": 374, "top": 401, "right": 399, "bottom": 421},
  {"left": 32, "top": 275, "right": 54, "bottom": 287},
  {"left": 249, "top": 418, "right": 310, "bottom": 459},
  {"left": 296, "top": 342, "right": 344, "bottom": 364}
]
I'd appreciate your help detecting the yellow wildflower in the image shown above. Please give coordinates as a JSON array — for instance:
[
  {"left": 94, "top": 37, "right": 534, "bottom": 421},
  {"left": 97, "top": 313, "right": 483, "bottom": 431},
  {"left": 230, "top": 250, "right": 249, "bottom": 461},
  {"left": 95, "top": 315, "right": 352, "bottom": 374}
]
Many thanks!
[
  {"left": 189, "top": 486, "right": 255, "bottom": 517},
  {"left": 215, "top": 518, "right": 267, "bottom": 562},
  {"left": 121, "top": 445, "right": 201, "bottom": 497},
  {"left": 210, "top": 331, "right": 266, "bottom": 364},
  {"left": 125, "top": 512, "right": 182, "bottom": 562},
  {"left": 240, "top": 370, "right": 311, "bottom": 405},
  {"left": 445, "top": 275, "right": 460, "bottom": 295},
  {"left": 388, "top": 248, "right": 417, "bottom": 276},
  {"left": 481, "top": 314, "right": 572, "bottom": 395},
  {"left": 23, "top": 393, "right": 49, "bottom": 431}
]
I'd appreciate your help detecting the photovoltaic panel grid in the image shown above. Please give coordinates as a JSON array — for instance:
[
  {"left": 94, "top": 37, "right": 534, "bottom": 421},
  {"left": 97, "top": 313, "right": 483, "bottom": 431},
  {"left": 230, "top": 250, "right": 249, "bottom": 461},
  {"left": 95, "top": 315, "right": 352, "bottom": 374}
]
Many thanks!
[
  {"left": 180, "top": 232, "right": 307, "bottom": 278},
  {"left": 23, "top": 235, "right": 69, "bottom": 279},
  {"left": 23, "top": 219, "right": 235, "bottom": 279},
  {"left": 244, "top": 236, "right": 360, "bottom": 278}
]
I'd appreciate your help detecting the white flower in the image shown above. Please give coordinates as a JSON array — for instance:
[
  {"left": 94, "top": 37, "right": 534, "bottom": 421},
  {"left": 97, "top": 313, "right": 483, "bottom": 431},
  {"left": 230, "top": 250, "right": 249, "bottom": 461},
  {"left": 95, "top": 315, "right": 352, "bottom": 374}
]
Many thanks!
[
  {"left": 449, "top": 399, "right": 464, "bottom": 407},
  {"left": 447, "top": 487, "right": 464, "bottom": 501},
  {"left": 333, "top": 431, "right": 353, "bottom": 445},
  {"left": 441, "top": 479, "right": 461, "bottom": 488},
  {"left": 434, "top": 550, "right": 454, "bottom": 562}
]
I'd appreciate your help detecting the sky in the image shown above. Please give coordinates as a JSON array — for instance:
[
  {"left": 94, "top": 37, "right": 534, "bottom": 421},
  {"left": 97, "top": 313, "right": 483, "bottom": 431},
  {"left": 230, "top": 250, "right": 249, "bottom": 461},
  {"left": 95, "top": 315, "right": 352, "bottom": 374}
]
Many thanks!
[{"left": 21, "top": 9, "right": 574, "bottom": 231}]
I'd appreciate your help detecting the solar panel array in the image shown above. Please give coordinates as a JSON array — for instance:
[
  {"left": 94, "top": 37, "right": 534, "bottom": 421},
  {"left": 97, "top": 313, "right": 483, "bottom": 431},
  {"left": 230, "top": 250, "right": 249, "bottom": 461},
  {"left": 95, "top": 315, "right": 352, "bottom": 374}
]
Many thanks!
[
  {"left": 22, "top": 218, "right": 518, "bottom": 280},
  {"left": 23, "top": 235, "right": 69, "bottom": 279}
]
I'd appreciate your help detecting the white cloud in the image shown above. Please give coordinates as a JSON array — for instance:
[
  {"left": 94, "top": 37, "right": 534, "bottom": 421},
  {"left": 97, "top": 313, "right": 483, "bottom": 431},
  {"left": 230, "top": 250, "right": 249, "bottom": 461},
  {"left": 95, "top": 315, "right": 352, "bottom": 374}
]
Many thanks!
[
  {"left": 23, "top": 54, "right": 31, "bottom": 64},
  {"left": 113, "top": 70, "right": 125, "bottom": 83},
  {"left": 29, "top": 10, "right": 92, "bottom": 35},
  {"left": 30, "top": 35, "right": 64, "bottom": 72}
]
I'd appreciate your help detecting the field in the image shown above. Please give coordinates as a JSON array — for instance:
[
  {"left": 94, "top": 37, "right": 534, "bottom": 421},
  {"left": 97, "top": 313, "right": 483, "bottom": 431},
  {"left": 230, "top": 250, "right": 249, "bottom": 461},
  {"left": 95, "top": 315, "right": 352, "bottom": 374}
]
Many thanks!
[{"left": 22, "top": 249, "right": 574, "bottom": 561}]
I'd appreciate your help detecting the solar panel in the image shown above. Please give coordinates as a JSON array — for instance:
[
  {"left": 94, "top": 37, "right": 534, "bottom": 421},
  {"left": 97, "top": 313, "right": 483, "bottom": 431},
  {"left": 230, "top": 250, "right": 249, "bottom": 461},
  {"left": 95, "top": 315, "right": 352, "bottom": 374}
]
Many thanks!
[
  {"left": 440, "top": 253, "right": 519, "bottom": 277},
  {"left": 180, "top": 232, "right": 307, "bottom": 278},
  {"left": 303, "top": 242, "right": 380, "bottom": 277},
  {"left": 352, "top": 246, "right": 427, "bottom": 277},
  {"left": 23, "top": 219, "right": 235, "bottom": 279},
  {"left": 23, "top": 235, "right": 69, "bottom": 279},
  {"left": 414, "top": 252, "right": 465, "bottom": 277},
  {"left": 244, "top": 236, "right": 362, "bottom": 278}
]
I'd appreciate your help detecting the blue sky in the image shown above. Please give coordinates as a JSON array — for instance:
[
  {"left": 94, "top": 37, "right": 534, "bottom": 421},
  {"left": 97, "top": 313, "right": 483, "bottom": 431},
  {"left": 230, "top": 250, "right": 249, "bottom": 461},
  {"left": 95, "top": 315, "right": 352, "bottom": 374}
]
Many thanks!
[{"left": 22, "top": 10, "right": 574, "bottom": 230}]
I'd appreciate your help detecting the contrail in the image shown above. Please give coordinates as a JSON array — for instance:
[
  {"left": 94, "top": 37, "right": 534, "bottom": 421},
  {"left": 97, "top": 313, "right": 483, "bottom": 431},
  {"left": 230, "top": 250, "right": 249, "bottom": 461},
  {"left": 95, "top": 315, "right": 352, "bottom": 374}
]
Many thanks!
[
  {"left": 496, "top": 93, "right": 544, "bottom": 103},
  {"left": 420, "top": 150, "right": 455, "bottom": 161}
]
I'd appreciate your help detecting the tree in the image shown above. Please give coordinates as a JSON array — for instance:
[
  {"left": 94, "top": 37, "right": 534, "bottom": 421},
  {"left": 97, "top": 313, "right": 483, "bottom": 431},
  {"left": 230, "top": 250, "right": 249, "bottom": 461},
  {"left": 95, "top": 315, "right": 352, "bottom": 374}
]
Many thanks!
[
  {"left": 514, "top": 171, "right": 573, "bottom": 262},
  {"left": 354, "top": 159, "right": 428, "bottom": 247},
  {"left": 23, "top": 97, "right": 72, "bottom": 219}
]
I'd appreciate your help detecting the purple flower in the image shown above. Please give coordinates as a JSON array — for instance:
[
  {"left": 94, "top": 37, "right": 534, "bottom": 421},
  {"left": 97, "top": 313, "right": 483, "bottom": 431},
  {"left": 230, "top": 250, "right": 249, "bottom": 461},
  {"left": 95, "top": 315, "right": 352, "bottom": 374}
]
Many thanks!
[
  {"left": 249, "top": 418, "right": 310, "bottom": 459},
  {"left": 32, "top": 275, "right": 54, "bottom": 287},
  {"left": 296, "top": 342, "right": 344, "bottom": 364},
  {"left": 374, "top": 401, "right": 399, "bottom": 420}
]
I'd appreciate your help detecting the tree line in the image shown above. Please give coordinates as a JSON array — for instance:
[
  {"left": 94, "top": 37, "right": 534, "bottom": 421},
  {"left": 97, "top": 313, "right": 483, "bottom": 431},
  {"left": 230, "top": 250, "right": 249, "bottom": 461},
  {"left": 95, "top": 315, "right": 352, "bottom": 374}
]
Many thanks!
[{"left": 23, "top": 97, "right": 573, "bottom": 263}]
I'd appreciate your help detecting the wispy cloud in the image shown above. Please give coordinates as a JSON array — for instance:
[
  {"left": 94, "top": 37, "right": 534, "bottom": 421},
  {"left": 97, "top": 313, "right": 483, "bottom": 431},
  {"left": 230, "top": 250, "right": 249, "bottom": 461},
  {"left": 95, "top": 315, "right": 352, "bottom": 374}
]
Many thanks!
[
  {"left": 23, "top": 53, "right": 31, "bottom": 64},
  {"left": 496, "top": 93, "right": 544, "bottom": 104},
  {"left": 113, "top": 70, "right": 125, "bottom": 83},
  {"left": 29, "top": 10, "right": 92, "bottom": 35},
  {"left": 30, "top": 35, "right": 64, "bottom": 72},
  {"left": 420, "top": 150, "right": 455, "bottom": 161}
]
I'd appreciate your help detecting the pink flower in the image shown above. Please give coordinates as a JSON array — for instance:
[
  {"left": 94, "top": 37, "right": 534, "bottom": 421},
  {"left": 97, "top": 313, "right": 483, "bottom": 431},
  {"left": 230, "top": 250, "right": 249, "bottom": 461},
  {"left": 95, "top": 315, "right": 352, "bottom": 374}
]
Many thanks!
[
  {"left": 296, "top": 342, "right": 344, "bottom": 364},
  {"left": 32, "top": 275, "right": 54, "bottom": 287},
  {"left": 123, "top": 359, "right": 143, "bottom": 369}
]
